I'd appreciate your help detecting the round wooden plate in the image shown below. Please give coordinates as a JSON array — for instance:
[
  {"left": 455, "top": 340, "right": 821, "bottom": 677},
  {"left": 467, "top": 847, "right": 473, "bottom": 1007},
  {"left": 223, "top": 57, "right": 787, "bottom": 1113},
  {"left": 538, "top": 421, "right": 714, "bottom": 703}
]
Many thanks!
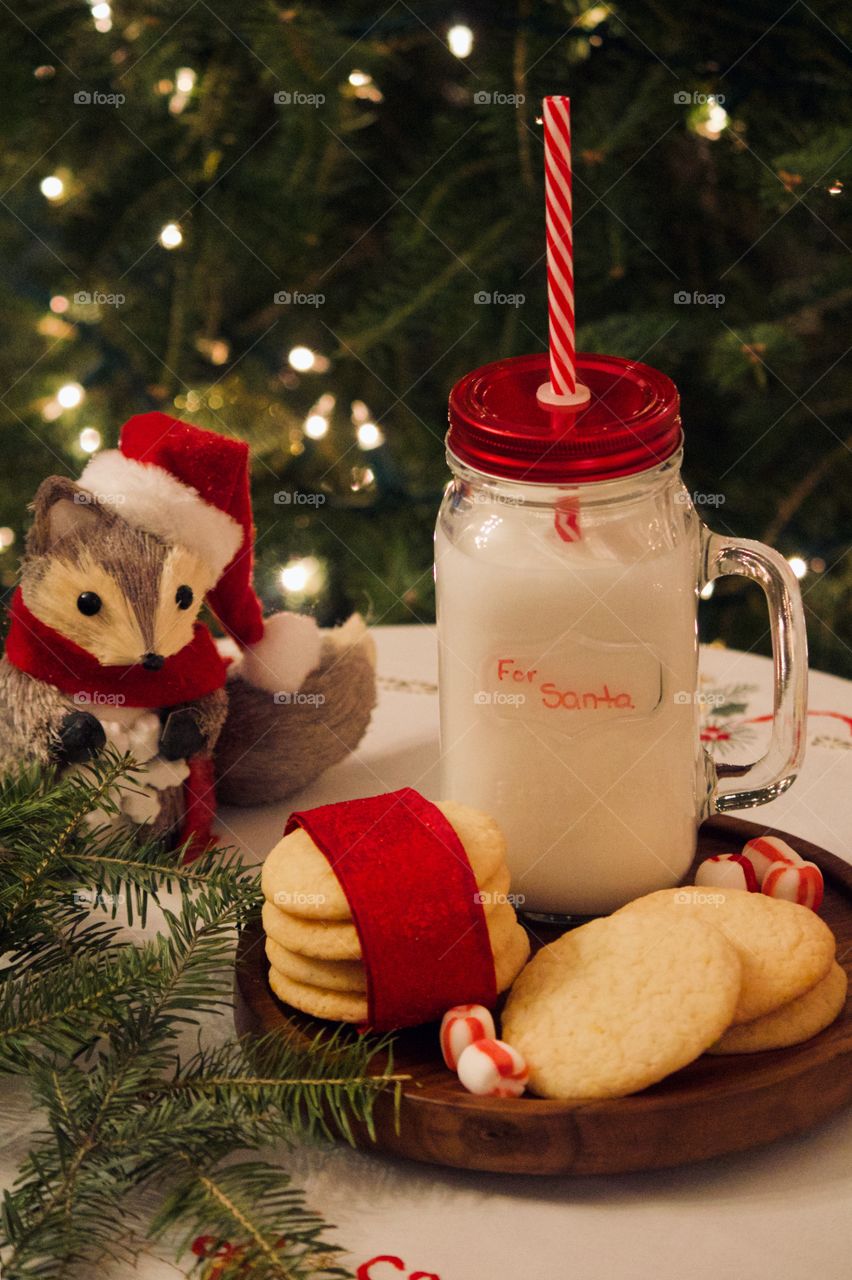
[{"left": 234, "top": 817, "right": 852, "bottom": 1176}]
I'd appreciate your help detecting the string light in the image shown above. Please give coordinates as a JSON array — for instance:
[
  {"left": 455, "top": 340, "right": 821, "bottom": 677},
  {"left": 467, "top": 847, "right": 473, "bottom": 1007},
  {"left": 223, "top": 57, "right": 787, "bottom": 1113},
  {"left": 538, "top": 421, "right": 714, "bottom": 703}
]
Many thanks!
[
  {"left": 49, "top": 295, "right": 69, "bottom": 314},
  {"left": 788, "top": 556, "right": 808, "bottom": 580},
  {"left": 447, "top": 24, "right": 474, "bottom": 58},
  {"left": 279, "top": 555, "right": 324, "bottom": 596},
  {"left": 578, "top": 4, "right": 610, "bottom": 28},
  {"left": 159, "top": 222, "right": 183, "bottom": 249},
  {"left": 347, "top": 69, "right": 383, "bottom": 102},
  {"left": 0, "top": 527, "right": 15, "bottom": 550},
  {"left": 42, "top": 400, "right": 63, "bottom": 422},
  {"left": 356, "top": 421, "right": 383, "bottom": 450},
  {"left": 304, "top": 413, "right": 329, "bottom": 439},
  {"left": 315, "top": 392, "right": 336, "bottom": 415},
  {"left": 691, "top": 96, "right": 729, "bottom": 141},
  {"left": 57, "top": 382, "right": 84, "bottom": 409},
  {"left": 78, "top": 427, "right": 101, "bottom": 453},
  {"left": 91, "top": 1, "right": 112, "bottom": 32},
  {"left": 207, "top": 341, "right": 229, "bottom": 365},
  {"left": 37, "top": 314, "right": 72, "bottom": 339},
  {"left": 40, "top": 175, "right": 64, "bottom": 201},
  {"left": 170, "top": 68, "right": 196, "bottom": 114},
  {"left": 828, "top": 180, "right": 844, "bottom": 196},
  {"left": 196, "top": 336, "right": 230, "bottom": 365},
  {"left": 350, "top": 399, "right": 370, "bottom": 425},
  {"left": 288, "top": 345, "right": 316, "bottom": 372}
]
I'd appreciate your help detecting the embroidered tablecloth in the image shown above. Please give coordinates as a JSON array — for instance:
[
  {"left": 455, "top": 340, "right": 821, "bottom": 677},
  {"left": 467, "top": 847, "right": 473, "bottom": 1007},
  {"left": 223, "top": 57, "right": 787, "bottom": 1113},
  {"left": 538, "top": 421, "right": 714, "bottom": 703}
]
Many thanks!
[{"left": 3, "top": 626, "right": 852, "bottom": 1280}]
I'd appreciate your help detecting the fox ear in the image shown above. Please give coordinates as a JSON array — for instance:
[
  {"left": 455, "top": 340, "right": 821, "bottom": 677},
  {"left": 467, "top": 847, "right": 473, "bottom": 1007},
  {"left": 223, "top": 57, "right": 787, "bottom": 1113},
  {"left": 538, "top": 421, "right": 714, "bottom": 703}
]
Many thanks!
[{"left": 28, "top": 476, "right": 114, "bottom": 554}]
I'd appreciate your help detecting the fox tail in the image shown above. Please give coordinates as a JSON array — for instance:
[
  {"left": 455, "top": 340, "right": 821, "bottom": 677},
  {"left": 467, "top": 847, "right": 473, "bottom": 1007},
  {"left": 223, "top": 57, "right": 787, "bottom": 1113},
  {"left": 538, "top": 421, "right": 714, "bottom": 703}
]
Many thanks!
[{"left": 214, "top": 616, "right": 376, "bottom": 808}]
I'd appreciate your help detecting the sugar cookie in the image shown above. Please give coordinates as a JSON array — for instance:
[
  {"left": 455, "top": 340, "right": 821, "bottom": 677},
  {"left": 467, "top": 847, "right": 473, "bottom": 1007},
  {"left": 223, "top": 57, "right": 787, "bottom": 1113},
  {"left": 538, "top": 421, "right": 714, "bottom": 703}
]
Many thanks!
[
  {"left": 262, "top": 880, "right": 515, "bottom": 962},
  {"left": 502, "top": 913, "right": 741, "bottom": 1099},
  {"left": 617, "top": 886, "right": 835, "bottom": 1023},
  {"left": 267, "top": 914, "right": 530, "bottom": 1024},
  {"left": 708, "top": 961, "right": 847, "bottom": 1054},
  {"left": 265, "top": 935, "right": 367, "bottom": 993},
  {"left": 262, "top": 800, "right": 507, "bottom": 920}
]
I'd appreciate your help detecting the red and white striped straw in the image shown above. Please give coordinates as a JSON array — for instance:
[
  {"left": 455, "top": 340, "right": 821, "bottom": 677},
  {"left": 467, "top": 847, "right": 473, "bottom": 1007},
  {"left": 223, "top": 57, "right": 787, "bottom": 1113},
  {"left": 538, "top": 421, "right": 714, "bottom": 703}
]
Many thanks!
[{"left": 539, "top": 95, "right": 589, "bottom": 408}]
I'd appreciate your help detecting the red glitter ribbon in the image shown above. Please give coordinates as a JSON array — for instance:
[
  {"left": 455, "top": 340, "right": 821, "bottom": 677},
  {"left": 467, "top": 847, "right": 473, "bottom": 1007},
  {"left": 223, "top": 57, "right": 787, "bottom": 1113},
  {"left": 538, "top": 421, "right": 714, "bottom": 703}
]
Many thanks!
[{"left": 285, "top": 788, "right": 497, "bottom": 1031}]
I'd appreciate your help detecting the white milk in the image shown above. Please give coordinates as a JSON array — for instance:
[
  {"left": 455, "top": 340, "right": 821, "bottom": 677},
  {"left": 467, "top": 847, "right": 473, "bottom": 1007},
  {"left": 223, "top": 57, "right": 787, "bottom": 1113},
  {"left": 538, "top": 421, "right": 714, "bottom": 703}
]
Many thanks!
[{"left": 436, "top": 486, "right": 704, "bottom": 915}]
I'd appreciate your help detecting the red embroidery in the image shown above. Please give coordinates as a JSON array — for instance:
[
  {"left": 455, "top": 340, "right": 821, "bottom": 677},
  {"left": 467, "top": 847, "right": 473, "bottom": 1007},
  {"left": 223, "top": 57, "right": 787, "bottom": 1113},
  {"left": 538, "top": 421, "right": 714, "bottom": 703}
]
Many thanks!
[
  {"left": 190, "top": 1235, "right": 287, "bottom": 1278},
  {"left": 743, "top": 710, "right": 852, "bottom": 736},
  {"left": 700, "top": 724, "right": 731, "bottom": 742},
  {"left": 357, "top": 1259, "right": 405, "bottom": 1279},
  {"left": 192, "top": 1238, "right": 442, "bottom": 1280},
  {"left": 357, "top": 1259, "right": 441, "bottom": 1280}
]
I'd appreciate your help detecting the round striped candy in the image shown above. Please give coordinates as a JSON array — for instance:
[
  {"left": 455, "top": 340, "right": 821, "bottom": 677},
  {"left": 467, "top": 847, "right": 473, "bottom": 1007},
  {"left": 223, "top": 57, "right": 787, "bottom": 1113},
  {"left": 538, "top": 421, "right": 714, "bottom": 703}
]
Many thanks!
[
  {"left": 439, "top": 1004, "right": 496, "bottom": 1072},
  {"left": 456, "top": 1038, "right": 529, "bottom": 1098},
  {"left": 762, "top": 860, "right": 824, "bottom": 911},
  {"left": 695, "top": 854, "right": 759, "bottom": 893},
  {"left": 741, "top": 835, "right": 803, "bottom": 886}
]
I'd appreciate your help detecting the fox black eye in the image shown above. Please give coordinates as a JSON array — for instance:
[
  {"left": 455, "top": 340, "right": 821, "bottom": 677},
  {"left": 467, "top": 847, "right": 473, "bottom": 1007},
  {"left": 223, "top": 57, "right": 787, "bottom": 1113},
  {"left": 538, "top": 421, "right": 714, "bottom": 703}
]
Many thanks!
[
  {"left": 77, "top": 592, "right": 102, "bottom": 616},
  {"left": 175, "top": 585, "right": 193, "bottom": 610}
]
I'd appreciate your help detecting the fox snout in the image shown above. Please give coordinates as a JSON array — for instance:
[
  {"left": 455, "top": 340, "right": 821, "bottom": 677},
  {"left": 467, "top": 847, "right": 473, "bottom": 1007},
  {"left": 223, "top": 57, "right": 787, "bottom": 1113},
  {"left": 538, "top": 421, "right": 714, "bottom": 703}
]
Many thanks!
[{"left": 141, "top": 652, "right": 165, "bottom": 671}]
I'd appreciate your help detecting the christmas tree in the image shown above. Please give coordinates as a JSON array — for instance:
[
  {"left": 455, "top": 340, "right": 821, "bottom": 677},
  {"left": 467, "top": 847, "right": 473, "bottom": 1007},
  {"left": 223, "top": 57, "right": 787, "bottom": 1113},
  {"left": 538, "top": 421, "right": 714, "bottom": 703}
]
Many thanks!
[{"left": 1, "top": 1, "right": 849, "bottom": 671}]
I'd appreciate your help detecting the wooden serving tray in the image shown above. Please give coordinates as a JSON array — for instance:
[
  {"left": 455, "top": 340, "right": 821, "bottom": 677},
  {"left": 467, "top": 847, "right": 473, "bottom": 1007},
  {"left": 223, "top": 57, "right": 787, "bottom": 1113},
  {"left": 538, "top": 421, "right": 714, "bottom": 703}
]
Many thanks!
[{"left": 233, "top": 817, "right": 852, "bottom": 1175}]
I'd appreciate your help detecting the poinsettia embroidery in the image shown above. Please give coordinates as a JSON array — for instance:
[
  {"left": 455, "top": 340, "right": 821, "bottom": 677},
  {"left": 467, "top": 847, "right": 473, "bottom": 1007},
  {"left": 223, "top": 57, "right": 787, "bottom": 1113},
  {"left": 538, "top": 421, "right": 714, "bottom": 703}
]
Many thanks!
[
  {"left": 191, "top": 1235, "right": 289, "bottom": 1277},
  {"left": 697, "top": 681, "right": 760, "bottom": 756},
  {"left": 696, "top": 679, "right": 852, "bottom": 756}
]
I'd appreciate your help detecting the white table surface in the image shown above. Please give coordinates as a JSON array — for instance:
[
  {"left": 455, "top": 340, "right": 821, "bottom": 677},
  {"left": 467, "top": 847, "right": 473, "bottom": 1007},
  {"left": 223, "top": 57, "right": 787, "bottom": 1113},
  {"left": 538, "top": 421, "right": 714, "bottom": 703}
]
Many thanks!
[{"left": 5, "top": 626, "right": 852, "bottom": 1280}]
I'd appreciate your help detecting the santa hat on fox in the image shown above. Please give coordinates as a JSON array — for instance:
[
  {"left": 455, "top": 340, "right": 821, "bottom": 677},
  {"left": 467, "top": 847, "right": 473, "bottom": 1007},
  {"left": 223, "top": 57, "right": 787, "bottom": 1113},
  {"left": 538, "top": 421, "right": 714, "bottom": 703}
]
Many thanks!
[{"left": 79, "top": 411, "right": 322, "bottom": 693}]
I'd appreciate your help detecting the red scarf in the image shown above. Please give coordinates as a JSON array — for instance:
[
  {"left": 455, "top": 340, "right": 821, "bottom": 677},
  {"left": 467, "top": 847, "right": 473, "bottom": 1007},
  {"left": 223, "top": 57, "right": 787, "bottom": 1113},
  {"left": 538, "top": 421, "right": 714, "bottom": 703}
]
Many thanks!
[{"left": 5, "top": 588, "right": 229, "bottom": 708}]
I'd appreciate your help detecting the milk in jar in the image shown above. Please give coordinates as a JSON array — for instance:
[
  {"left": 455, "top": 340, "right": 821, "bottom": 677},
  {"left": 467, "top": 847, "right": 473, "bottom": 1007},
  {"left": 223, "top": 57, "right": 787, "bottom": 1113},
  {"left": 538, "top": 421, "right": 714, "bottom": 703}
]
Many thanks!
[{"left": 436, "top": 464, "right": 702, "bottom": 915}]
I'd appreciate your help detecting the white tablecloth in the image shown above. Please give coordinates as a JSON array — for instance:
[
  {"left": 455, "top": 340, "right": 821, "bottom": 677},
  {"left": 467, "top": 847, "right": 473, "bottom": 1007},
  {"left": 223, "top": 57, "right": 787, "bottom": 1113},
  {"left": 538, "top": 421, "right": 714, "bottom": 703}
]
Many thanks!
[{"left": 5, "top": 627, "right": 852, "bottom": 1280}]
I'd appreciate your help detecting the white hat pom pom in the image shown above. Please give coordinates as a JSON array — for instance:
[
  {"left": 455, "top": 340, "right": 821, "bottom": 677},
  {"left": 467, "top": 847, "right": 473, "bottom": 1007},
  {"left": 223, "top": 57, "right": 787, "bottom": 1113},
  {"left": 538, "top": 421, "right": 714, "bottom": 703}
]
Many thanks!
[{"left": 239, "top": 611, "right": 322, "bottom": 694}]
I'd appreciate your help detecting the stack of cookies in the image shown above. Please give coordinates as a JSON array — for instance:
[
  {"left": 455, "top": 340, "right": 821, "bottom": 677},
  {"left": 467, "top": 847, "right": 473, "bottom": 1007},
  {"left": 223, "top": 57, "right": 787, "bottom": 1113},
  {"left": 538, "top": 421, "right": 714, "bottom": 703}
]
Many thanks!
[
  {"left": 503, "top": 886, "right": 845, "bottom": 1100},
  {"left": 261, "top": 800, "right": 530, "bottom": 1024}
]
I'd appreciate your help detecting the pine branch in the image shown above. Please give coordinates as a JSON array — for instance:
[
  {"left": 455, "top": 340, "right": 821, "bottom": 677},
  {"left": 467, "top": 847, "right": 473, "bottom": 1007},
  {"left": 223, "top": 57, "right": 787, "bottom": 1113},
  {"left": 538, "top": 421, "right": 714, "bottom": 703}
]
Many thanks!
[
  {"left": 153, "top": 1158, "right": 350, "bottom": 1280},
  {"left": 0, "top": 945, "right": 163, "bottom": 1072},
  {"left": 0, "top": 760, "right": 401, "bottom": 1278},
  {"left": 151, "top": 1030, "right": 408, "bottom": 1145}
]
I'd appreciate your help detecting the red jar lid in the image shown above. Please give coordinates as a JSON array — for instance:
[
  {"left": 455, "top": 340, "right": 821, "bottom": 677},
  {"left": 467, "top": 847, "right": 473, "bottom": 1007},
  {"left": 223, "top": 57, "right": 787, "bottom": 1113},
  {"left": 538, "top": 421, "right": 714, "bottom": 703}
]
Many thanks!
[{"left": 447, "top": 352, "right": 681, "bottom": 483}]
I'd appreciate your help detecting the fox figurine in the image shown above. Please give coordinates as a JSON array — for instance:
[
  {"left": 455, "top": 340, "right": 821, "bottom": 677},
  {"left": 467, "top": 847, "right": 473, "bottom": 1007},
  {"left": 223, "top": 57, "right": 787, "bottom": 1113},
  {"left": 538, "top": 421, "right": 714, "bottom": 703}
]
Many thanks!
[{"left": 0, "top": 413, "right": 376, "bottom": 852}]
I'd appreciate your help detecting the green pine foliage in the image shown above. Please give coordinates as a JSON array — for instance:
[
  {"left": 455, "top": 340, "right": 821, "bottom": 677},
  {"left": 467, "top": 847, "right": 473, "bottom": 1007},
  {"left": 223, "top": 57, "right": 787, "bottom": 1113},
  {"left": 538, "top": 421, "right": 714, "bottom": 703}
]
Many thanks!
[
  {"left": 0, "top": 755, "right": 405, "bottom": 1279},
  {"left": 0, "top": 2, "right": 850, "bottom": 663}
]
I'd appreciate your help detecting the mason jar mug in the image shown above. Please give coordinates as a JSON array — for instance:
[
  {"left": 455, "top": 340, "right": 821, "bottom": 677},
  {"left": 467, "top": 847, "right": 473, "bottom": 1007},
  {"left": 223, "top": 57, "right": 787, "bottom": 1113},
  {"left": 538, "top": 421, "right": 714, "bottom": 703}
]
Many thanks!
[{"left": 435, "top": 353, "right": 807, "bottom": 917}]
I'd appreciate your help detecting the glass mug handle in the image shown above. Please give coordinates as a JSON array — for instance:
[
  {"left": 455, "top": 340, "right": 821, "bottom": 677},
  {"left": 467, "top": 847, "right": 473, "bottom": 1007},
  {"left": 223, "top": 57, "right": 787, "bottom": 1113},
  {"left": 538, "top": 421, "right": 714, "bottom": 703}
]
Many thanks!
[{"left": 701, "top": 531, "right": 808, "bottom": 812}]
